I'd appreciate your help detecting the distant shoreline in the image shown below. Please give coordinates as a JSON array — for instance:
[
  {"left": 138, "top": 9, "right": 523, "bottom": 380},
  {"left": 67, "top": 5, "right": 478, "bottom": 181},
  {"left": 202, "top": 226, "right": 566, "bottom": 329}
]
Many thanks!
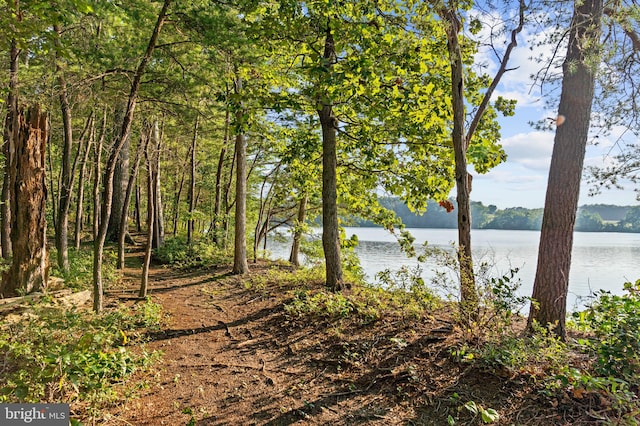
[{"left": 351, "top": 198, "right": 640, "bottom": 233}]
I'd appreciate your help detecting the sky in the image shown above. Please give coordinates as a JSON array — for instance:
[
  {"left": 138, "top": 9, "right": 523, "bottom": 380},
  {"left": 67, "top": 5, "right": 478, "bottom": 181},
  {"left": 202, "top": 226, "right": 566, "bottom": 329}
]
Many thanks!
[{"left": 461, "top": 6, "right": 640, "bottom": 209}]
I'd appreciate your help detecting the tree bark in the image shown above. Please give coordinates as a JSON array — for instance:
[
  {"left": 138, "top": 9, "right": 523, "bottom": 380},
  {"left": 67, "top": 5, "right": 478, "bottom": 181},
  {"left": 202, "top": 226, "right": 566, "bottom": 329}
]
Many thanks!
[
  {"left": 107, "top": 103, "right": 131, "bottom": 242},
  {"left": 171, "top": 152, "right": 186, "bottom": 237},
  {"left": 140, "top": 135, "right": 155, "bottom": 299},
  {"left": 1, "top": 106, "right": 48, "bottom": 297},
  {"left": 92, "top": 107, "right": 107, "bottom": 241},
  {"left": 75, "top": 115, "right": 95, "bottom": 249},
  {"left": 117, "top": 125, "right": 148, "bottom": 269},
  {"left": 232, "top": 77, "right": 249, "bottom": 275},
  {"left": 53, "top": 24, "right": 74, "bottom": 274},
  {"left": 212, "top": 106, "right": 230, "bottom": 246},
  {"left": 318, "top": 26, "right": 346, "bottom": 292},
  {"left": 528, "top": 0, "right": 603, "bottom": 339},
  {"left": 135, "top": 176, "right": 142, "bottom": 232},
  {"left": 187, "top": 115, "right": 198, "bottom": 245},
  {"left": 93, "top": 0, "right": 171, "bottom": 312},
  {"left": 442, "top": 7, "right": 479, "bottom": 320},
  {"left": 2, "top": 28, "right": 20, "bottom": 260},
  {"left": 289, "top": 193, "right": 308, "bottom": 267},
  {"left": 151, "top": 119, "right": 165, "bottom": 249}
]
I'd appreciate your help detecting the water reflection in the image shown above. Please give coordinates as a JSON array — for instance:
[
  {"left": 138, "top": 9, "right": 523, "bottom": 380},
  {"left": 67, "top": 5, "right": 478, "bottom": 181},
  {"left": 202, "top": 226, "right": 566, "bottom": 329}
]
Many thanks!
[{"left": 267, "top": 227, "right": 640, "bottom": 311}]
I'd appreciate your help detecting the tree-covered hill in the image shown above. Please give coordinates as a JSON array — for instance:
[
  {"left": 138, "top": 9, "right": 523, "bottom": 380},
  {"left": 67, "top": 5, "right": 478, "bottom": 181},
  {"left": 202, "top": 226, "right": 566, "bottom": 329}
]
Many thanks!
[{"left": 353, "top": 198, "right": 640, "bottom": 232}]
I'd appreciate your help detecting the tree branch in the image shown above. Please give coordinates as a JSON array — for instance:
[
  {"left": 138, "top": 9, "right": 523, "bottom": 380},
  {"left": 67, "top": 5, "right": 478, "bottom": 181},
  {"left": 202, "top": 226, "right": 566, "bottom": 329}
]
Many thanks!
[{"left": 465, "top": 0, "right": 526, "bottom": 148}]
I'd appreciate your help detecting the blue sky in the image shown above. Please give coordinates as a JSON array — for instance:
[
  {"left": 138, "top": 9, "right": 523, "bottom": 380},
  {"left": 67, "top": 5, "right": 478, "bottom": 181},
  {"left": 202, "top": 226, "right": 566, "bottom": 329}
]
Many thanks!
[{"left": 462, "top": 6, "right": 640, "bottom": 209}]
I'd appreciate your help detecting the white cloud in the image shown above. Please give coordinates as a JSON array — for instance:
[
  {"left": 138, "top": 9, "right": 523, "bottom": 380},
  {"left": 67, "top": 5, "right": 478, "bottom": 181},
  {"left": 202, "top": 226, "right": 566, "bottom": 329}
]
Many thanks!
[{"left": 501, "top": 131, "right": 554, "bottom": 170}]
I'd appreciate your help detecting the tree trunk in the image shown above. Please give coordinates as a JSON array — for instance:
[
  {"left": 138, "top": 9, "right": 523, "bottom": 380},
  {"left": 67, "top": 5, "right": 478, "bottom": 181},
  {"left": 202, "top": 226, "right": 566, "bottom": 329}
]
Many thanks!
[
  {"left": 93, "top": 0, "right": 171, "bottom": 312},
  {"left": 54, "top": 24, "right": 74, "bottom": 274},
  {"left": 140, "top": 136, "right": 155, "bottom": 299},
  {"left": 75, "top": 115, "right": 95, "bottom": 249},
  {"left": 528, "top": 0, "right": 603, "bottom": 339},
  {"left": 150, "top": 119, "right": 165, "bottom": 249},
  {"left": 442, "top": 8, "right": 479, "bottom": 320},
  {"left": 135, "top": 177, "right": 142, "bottom": 232},
  {"left": 187, "top": 115, "right": 198, "bottom": 245},
  {"left": 107, "top": 103, "right": 130, "bottom": 242},
  {"left": 93, "top": 107, "right": 107, "bottom": 241},
  {"left": 254, "top": 167, "right": 278, "bottom": 262},
  {"left": 212, "top": 106, "right": 230, "bottom": 246},
  {"left": 232, "top": 77, "right": 248, "bottom": 275},
  {"left": 117, "top": 125, "right": 148, "bottom": 269},
  {"left": 1, "top": 106, "right": 48, "bottom": 297},
  {"left": 289, "top": 193, "right": 308, "bottom": 267},
  {"left": 2, "top": 33, "right": 20, "bottom": 260},
  {"left": 318, "top": 26, "right": 346, "bottom": 292},
  {"left": 171, "top": 155, "right": 186, "bottom": 237}
]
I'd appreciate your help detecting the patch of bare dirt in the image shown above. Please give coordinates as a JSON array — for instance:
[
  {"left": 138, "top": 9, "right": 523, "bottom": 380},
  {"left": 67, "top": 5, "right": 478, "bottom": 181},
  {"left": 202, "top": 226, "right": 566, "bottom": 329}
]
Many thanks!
[{"left": 101, "top": 260, "right": 601, "bottom": 425}]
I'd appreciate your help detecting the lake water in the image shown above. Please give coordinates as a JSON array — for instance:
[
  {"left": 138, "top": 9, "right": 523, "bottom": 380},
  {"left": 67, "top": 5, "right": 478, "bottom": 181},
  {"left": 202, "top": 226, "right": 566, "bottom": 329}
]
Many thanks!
[{"left": 267, "top": 227, "right": 640, "bottom": 311}]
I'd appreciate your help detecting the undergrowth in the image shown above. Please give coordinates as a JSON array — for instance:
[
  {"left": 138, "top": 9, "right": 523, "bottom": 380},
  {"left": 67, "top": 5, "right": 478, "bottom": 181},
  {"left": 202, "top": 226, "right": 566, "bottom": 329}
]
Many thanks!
[
  {"left": 468, "top": 279, "right": 640, "bottom": 424},
  {"left": 153, "top": 237, "right": 232, "bottom": 269},
  {"left": 0, "top": 298, "right": 163, "bottom": 419},
  {"left": 49, "top": 248, "right": 118, "bottom": 291},
  {"left": 275, "top": 264, "right": 441, "bottom": 324}
]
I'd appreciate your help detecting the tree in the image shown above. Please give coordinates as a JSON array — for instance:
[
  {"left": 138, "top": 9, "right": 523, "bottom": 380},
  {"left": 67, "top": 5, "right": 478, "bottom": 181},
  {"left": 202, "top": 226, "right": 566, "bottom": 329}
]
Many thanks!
[
  {"left": 418, "top": 0, "right": 523, "bottom": 319},
  {"left": 232, "top": 76, "right": 249, "bottom": 275},
  {"left": 619, "top": 206, "right": 640, "bottom": 232},
  {"left": 1, "top": 106, "right": 48, "bottom": 297},
  {"left": 1, "top": 0, "right": 21, "bottom": 260},
  {"left": 53, "top": 23, "right": 75, "bottom": 274},
  {"left": 93, "top": 0, "right": 172, "bottom": 312},
  {"left": 528, "top": 0, "right": 604, "bottom": 339},
  {"left": 575, "top": 209, "right": 604, "bottom": 232}
]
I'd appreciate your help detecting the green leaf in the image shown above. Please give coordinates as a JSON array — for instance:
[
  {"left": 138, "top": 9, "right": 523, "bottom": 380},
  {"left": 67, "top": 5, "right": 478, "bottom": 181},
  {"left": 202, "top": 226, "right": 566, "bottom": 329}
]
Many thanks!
[
  {"left": 481, "top": 408, "right": 500, "bottom": 423},
  {"left": 463, "top": 401, "right": 478, "bottom": 415}
]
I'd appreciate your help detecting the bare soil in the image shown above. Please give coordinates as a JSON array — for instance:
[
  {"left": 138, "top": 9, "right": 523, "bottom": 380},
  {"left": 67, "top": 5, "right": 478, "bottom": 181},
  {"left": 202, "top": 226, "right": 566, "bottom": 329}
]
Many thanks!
[{"left": 100, "top": 259, "right": 609, "bottom": 425}]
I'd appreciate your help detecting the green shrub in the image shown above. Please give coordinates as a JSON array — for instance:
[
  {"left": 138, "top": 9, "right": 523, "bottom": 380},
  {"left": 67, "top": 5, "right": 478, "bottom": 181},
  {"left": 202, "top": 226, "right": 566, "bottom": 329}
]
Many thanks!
[
  {"left": 0, "top": 299, "right": 162, "bottom": 411},
  {"left": 573, "top": 279, "right": 640, "bottom": 381},
  {"left": 376, "top": 265, "right": 440, "bottom": 312},
  {"left": 472, "top": 322, "right": 568, "bottom": 377},
  {"left": 49, "top": 248, "right": 118, "bottom": 291},
  {"left": 154, "top": 237, "right": 231, "bottom": 269},
  {"left": 284, "top": 290, "right": 355, "bottom": 319}
]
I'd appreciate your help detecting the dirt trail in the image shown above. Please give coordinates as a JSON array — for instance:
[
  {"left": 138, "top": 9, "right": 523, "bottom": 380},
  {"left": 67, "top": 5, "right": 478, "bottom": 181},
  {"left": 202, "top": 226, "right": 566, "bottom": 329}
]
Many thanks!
[{"left": 103, "top": 260, "right": 556, "bottom": 426}]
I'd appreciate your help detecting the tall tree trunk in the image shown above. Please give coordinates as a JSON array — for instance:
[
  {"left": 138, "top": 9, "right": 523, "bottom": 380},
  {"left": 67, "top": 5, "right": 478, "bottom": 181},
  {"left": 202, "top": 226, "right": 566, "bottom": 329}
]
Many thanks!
[
  {"left": 93, "top": 107, "right": 107, "bottom": 241},
  {"left": 1, "top": 106, "right": 48, "bottom": 297},
  {"left": 93, "top": 0, "right": 171, "bottom": 312},
  {"left": 140, "top": 141, "right": 155, "bottom": 299},
  {"left": 289, "top": 193, "right": 308, "bottom": 267},
  {"left": 2, "top": 19, "right": 20, "bottom": 260},
  {"left": 318, "top": 25, "right": 346, "bottom": 292},
  {"left": 107, "top": 103, "right": 131, "bottom": 242},
  {"left": 528, "top": 0, "right": 603, "bottom": 339},
  {"left": 442, "top": 7, "right": 478, "bottom": 320},
  {"left": 53, "top": 24, "right": 74, "bottom": 274},
  {"left": 187, "top": 115, "right": 198, "bottom": 245},
  {"left": 171, "top": 156, "right": 186, "bottom": 237},
  {"left": 75, "top": 116, "right": 95, "bottom": 249},
  {"left": 135, "top": 177, "right": 142, "bottom": 232},
  {"left": 232, "top": 77, "right": 248, "bottom": 275},
  {"left": 117, "top": 126, "right": 148, "bottom": 269},
  {"left": 223, "top": 141, "right": 237, "bottom": 249},
  {"left": 212, "top": 106, "right": 230, "bottom": 246},
  {"left": 151, "top": 119, "right": 165, "bottom": 249},
  {"left": 47, "top": 125, "right": 58, "bottom": 236}
]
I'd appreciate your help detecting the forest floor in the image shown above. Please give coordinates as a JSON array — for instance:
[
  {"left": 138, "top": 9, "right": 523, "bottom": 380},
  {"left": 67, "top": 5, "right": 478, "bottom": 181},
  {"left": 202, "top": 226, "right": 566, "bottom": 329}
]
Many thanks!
[{"left": 98, "top": 253, "right": 607, "bottom": 426}]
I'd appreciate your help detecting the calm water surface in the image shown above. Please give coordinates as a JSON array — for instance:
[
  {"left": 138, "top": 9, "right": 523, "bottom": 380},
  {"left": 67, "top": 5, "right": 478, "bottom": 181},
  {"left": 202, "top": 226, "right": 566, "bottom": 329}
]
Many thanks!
[{"left": 268, "top": 227, "right": 640, "bottom": 310}]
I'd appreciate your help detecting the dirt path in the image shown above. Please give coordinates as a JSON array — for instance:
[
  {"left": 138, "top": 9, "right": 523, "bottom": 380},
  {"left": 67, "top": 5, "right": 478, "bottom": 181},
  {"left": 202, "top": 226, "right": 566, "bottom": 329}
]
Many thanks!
[{"left": 102, "top": 260, "right": 558, "bottom": 425}]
